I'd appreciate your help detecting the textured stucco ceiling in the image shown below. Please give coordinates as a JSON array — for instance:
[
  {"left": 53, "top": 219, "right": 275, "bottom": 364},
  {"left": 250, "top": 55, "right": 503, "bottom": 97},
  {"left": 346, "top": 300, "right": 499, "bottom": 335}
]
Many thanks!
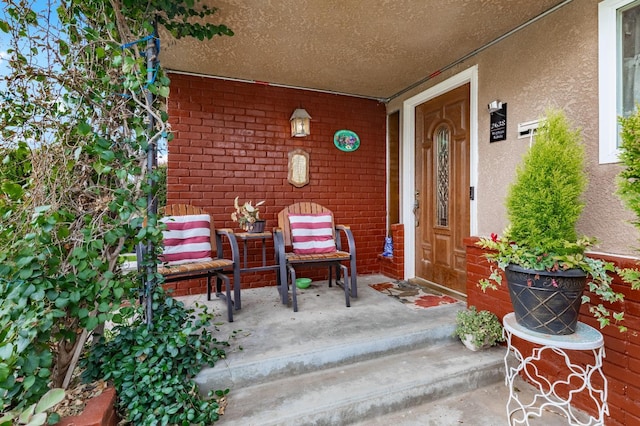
[{"left": 159, "top": 0, "right": 568, "bottom": 100}]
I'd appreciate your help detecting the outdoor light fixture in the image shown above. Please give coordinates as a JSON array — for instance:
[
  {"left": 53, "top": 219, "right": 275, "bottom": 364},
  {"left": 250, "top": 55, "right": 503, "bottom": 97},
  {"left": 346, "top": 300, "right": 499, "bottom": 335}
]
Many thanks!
[
  {"left": 290, "top": 108, "right": 311, "bottom": 137},
  {"left": 487, "top": 100, "right": 503, "bottom": 114}
]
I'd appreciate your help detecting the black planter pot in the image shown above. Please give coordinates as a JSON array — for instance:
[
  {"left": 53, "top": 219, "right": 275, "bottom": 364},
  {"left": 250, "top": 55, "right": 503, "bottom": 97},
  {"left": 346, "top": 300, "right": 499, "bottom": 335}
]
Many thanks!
[
  {"left": 505, "top": 264, "right": 587, "bottom": 335},
  {"left": 248, "top": 220, "right": 266, "bottom": 233}
]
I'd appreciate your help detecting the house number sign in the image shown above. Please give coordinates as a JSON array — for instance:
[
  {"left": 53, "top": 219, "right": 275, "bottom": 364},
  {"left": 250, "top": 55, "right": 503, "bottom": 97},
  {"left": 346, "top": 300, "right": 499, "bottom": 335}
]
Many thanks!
[{"left": 490, "top": 103, "right": 507, "bottom": 143}]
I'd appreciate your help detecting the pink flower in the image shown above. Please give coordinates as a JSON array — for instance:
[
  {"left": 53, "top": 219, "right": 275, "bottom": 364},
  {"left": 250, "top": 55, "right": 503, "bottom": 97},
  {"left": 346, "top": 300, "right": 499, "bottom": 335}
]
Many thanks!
[
  {"left": 551, "top": 279, "right": 558, "bottom": 288},
  {"left": 491, "top": 233, "right": 498, "bottom": 242}
]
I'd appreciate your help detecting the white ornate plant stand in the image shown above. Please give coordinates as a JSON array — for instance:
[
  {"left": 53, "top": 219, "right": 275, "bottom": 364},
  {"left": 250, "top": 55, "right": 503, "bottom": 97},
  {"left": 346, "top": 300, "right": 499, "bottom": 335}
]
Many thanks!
[{"left": 503, "top": 312, "right": 608, "bottom": 426}]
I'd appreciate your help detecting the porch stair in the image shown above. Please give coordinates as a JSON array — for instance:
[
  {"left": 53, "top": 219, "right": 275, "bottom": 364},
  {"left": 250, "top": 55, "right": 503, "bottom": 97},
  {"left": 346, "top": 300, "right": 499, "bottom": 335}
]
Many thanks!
[{"left": 191, "top": 275, "right": 508, "bottom": 425}]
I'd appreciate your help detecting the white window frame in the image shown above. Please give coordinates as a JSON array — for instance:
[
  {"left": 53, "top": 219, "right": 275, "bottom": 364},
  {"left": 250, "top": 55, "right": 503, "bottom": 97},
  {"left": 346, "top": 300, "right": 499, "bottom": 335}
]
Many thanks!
[{"left": 599, "top": 0, "right": 640, "bottom": 164}]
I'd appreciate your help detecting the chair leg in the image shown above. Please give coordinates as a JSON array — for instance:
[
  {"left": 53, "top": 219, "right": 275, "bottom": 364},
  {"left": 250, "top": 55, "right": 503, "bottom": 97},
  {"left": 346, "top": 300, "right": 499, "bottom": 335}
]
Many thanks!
[
  {"left": 215, "top": 272, "right": 233, "bottom": 322},
  {"left": 278, "top": 260, "right": 288, "bottom": 305},
  {"left": 215, "top": 274, "right": 223, "bottom": 298},
  {"left": 334, "top": 263, "right": 343, "bottom": 287},
  {"left": 339, "top": 264, "right": 350, "bottom": 307},
  {"left": 288, "top": 266, "right": 298, "bottom": 312},
  {"left": 327, "top": 265, "right": 333, "bottom": 287},
  {"left": 350, "top": 257, "right": 358, "bottom": 298}
]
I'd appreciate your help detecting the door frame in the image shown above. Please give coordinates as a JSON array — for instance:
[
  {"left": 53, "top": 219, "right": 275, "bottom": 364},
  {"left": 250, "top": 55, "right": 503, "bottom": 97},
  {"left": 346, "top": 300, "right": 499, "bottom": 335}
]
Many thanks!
[{"left": 401, "top": 65, "right": 478, "bottom": 280}]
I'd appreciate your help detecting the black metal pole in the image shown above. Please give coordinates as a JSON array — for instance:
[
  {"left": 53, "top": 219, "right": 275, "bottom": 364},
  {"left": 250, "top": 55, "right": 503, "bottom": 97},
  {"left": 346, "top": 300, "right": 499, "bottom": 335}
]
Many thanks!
[{"left": 144, "top": 27, "right": 158, "bottom": 327}]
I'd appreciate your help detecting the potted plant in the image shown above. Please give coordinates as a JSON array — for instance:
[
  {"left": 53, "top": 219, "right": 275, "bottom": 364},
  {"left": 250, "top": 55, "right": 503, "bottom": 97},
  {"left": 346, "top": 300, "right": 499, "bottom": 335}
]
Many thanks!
[
  {"left": 231, "top": 196, "right": 265, "bottom": 232},
  {"left": 477, "top": 109, "right": 625, "bottom": 334},
  {"left": 454, "top": 306, "right": 504, "bottom": 351}
]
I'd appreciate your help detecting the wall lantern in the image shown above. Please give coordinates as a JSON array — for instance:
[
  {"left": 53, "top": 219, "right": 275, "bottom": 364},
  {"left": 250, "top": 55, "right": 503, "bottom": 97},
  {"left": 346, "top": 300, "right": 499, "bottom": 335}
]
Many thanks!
[
  {"left": 290, "top": 108, "right": 311, "bottom": 137},
  {"left": 487, "top": 100, "right": 503, "bottom": 114}
]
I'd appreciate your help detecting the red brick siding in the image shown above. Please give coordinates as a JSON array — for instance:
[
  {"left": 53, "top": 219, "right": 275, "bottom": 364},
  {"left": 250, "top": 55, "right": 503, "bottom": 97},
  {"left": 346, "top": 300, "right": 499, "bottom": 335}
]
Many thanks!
[
  {"left": 466, "top": 237, "right": 640, "bottom": 425},
  {"left": 166, "top": 73, "right": 387, "bottom": 293}
]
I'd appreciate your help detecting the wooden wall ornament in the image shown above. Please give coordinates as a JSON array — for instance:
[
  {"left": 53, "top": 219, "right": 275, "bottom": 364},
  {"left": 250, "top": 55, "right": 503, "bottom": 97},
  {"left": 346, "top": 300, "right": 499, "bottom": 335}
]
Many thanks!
[{"left": 288, "top": 148, "right": 309, "bottom": 187}]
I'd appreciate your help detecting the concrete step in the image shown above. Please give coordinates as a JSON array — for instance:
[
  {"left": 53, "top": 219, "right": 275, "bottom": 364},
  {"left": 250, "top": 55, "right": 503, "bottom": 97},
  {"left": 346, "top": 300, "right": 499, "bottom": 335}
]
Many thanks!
[
  {"left": 196, "top": 317, "right": 459, "bottom": 391},
  {"left": 215, "top": 342, "right": 505, "bottom": 426},
  {"left": 349, "top": 376, "right": 574, "bottom": 426},
  {"left": 184, "top": 277, "right": 585, "bottom": 425}
]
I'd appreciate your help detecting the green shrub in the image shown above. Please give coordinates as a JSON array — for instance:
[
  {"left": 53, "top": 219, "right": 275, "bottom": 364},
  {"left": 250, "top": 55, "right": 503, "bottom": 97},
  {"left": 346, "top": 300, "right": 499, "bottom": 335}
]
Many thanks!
[
  {"left": 616, "top": 106, "right": 640, "bottom": 288},
  {"left": 618, "top": 107, "right": 640, "bottom": 231},
  {"left": 505, "top": 109, "right": 587, "bottom": 256},
  {"left": 82, "top": 290, "right": 229, "bottom": 425}
]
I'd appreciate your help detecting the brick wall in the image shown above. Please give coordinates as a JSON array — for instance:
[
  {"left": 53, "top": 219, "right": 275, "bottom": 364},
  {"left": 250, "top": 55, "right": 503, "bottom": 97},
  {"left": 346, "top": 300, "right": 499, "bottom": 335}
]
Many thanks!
[
  {"left": 58, "top": 387, "right": 118, "bottom": 426},
  {"left": 165, "top": 73, "right": 387, "bottom": 294},
  {"left": 466, "top": 237, "right": 640, "bottom": 425},
  {"left": 379, "top": 223, "right": 404, "bottom": 280}
]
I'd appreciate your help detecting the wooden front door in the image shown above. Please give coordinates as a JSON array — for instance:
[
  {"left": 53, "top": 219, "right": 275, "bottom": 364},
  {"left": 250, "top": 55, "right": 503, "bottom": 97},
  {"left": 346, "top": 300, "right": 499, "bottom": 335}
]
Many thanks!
[{"left": 414, "top": 84, "right": 470, "bottom": 294}]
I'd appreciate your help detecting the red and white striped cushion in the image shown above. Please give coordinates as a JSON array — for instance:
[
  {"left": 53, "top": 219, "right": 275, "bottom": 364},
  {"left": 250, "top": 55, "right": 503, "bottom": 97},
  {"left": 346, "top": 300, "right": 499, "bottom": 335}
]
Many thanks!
[
  {"left": 289, "top": 213, "right": 337, "bottom": 254},
  {"left": 160, "top": 214, "right": 213, "bottom": 265}
]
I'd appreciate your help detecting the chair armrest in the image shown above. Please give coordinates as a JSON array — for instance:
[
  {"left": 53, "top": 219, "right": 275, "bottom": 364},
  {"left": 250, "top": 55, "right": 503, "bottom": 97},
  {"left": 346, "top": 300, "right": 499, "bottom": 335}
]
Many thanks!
[
  {"left": 215, "top": 228, "right": 241, "bottom": 263},
  {"left": 335, "top": 225, "right": 356, "bottom": 255}
]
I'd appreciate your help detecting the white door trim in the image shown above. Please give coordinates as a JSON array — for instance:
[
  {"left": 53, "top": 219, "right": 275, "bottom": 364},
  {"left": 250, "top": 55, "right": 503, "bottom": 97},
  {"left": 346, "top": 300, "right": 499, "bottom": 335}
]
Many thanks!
[{"left": 401, "top": 65, "right": 478, "bottom": 280}]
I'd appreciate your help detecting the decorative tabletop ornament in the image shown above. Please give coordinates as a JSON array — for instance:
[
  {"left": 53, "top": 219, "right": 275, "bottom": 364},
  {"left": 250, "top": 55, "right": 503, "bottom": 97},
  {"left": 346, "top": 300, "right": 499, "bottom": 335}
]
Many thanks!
[{"left": 231, "top": 197, "right": 265, "bottom": 232}]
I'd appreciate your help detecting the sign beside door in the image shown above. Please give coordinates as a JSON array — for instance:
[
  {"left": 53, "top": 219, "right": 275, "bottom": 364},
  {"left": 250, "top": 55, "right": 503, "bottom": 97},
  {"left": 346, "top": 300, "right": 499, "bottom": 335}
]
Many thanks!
[{"left": 489, "top": 103, "right": 507, "bottom": 143}]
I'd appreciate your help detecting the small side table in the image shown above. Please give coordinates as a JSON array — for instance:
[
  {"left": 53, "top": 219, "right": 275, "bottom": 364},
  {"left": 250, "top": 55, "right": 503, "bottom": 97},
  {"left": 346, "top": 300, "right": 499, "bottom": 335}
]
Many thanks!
[
  {"left": 503, "top": 312, "right": 608, "bottom": 426},
  {"left": 235, "top": 232, "right": 279, "bottom": 274}
]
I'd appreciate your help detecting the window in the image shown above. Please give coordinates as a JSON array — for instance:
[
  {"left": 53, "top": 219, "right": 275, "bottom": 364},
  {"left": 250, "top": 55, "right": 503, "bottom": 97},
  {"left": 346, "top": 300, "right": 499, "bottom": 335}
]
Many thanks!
[
  {"left": 599, "top": 0, "right": 640, "bottom": 164},
  {"left": 435, "top": 125, "right": 450, "bottom": 227}
]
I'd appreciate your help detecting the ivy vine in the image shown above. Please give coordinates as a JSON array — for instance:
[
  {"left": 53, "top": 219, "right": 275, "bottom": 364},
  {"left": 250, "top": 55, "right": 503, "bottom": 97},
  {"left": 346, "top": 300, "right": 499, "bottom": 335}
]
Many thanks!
[{"left": 0, "top": 0, "right": 233, "bottom": 421}]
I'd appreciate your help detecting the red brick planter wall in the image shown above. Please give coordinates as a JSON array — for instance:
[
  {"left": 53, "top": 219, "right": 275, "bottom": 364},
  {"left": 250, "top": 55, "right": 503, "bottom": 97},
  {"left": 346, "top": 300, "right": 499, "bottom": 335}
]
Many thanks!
[
  {"left": 466, "top": 237, "right": 640, "bottom": 426},
  {"left": 57, "top": 388, "right": 118, "bottom": 426},
  {"left": 166, "top": 74, "right": 388, "bottom": 295}
]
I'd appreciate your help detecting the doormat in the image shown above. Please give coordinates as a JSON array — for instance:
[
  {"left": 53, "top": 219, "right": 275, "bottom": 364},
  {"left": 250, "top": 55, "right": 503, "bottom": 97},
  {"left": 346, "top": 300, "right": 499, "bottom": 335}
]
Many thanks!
[{"left": 369, "top": 281, "right": 462, "bottom": 310}]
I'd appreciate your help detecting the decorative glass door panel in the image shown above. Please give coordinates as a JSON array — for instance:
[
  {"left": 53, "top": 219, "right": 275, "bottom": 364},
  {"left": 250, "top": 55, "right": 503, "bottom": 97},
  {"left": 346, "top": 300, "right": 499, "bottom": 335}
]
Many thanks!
[{"left": 435, "top": 126, "right": 450, "bottom": 228}]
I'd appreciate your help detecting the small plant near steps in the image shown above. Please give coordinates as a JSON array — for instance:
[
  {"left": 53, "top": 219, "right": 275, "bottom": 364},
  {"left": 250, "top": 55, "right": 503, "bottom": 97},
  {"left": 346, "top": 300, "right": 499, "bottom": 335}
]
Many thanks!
[{"left": 454, "top": 306, "right": 505, "bottom": 351}]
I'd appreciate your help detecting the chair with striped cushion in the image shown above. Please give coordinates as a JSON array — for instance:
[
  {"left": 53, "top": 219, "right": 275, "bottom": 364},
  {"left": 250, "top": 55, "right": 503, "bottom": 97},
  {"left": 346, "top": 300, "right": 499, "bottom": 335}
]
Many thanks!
[
  {"left": 274, "top": 202, "right": 357, "bottom": 311},
  {"left": 157, "top": 204, "right": 240, "bottom": 322}
]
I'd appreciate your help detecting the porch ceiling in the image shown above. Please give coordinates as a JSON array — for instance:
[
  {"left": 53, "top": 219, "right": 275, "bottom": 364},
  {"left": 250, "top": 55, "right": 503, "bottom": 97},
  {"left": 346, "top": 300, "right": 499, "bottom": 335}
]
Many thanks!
[{"left": 159, "top": 0, "right": 567, "bottom": 101}]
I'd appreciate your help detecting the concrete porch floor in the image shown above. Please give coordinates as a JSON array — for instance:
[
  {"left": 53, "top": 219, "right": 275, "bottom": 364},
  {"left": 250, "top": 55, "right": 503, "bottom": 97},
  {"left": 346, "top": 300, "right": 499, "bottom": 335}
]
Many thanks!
[{"left": 177, "top": 274, "right": 579, "bottom": 425}]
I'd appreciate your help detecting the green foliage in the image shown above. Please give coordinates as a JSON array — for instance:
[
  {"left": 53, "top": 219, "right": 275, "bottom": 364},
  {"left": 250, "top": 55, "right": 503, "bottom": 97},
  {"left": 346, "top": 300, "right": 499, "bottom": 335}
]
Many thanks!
[
  {"left": 0, "top": 277, "right": 55, "bottom": 412},
  {"left": 82, "top": 291, "right": 229, "bottom": 425},
  {"left": 618, "top": 107, "right": 640, "bottom": 235},
  {"left": 616, "top": 105, "right": 640, "bottom": 297},
  {"left": 0, "top": 0, "right": 232, "bottom": 413},
  {"left": 506, "top": 109, "right": 587, "bottom": 255},
  {"left": 454, "top": 307, "right": 504, "bottom": 349},
  {"left": 477, "top": 109, "right": 627, "bottom": 332},
  {"left": 0, "top": 388, "right": 65, "bottom": 426},
  {"left": 146, "top": 1, "right": 234, "bottom": 39},
  {"left": 0, "top": 142, "right": 31, "bottom": 203}
]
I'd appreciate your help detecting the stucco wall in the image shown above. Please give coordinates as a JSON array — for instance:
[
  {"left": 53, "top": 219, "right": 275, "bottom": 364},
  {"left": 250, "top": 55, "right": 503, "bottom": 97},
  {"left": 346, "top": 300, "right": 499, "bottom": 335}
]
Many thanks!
[{"left": 388, "top": 0, "right": 639, "bottom": 257}]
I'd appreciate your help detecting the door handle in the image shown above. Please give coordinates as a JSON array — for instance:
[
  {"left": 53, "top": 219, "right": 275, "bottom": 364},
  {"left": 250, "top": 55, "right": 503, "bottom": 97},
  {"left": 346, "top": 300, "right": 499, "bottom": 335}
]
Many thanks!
[{"left": 413, "top": 191, "right": 420, "bottom": 227}]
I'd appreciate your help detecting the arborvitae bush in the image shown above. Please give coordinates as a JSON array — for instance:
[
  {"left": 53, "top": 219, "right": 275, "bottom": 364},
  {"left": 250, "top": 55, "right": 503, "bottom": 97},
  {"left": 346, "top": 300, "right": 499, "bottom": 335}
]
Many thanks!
[{"left": 505, "top": 109, "right": 587, "bottom": 255}]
